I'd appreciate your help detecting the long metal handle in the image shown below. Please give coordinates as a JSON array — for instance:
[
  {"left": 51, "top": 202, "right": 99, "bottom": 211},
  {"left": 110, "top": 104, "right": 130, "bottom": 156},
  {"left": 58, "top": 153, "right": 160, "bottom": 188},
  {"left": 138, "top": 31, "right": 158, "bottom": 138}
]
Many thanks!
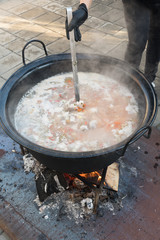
[{"left": 66, "top": 7, "right": 80, "bottom": 102}]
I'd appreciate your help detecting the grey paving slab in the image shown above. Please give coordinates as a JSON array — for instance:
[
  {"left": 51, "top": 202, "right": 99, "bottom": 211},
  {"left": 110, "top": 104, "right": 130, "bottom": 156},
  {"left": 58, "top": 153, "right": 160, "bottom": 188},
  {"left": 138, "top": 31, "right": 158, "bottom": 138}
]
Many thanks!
[
  {"left": 109, "top": 0, "right": 124, "bottom": 10},
  {"left": 14, "top": 24, "right": 46, "bottom": 41},
  {"left": 107, "top": 40, "right": 127, "bottom": 60},
  {"left": 31, "top": 0, "right": 52, "bottom": 6},
  {"left": 84, "top": 16, "right": 106, "bottom": 28},
  {"left": 89, "top": 4, "right": 112, "bottom": 17},
  {"left": 81, "top": 29, "right": 106, "bottom": 47},
  {"left": 0, "top": 0, "right": 23, "bottom": 10},
  {"left": 43, "top": 2, "right": 67, "bottom": 13},
  {"left": 8, "top": 3, "right": 34, "bottom": 15},
  {"left": 45, "top": 16, "right": 66, "bottom": 36},
  {"left": 115, "top": 16, "right": 126, "bottom": 28},
  {"left": 36, "top": 29, "right": 63, "bottom": 46},
  {"left": 114, "top": 27, "right": 128, "bottom": 40},
  {"left": 46, "top": 37, "right": 70, "bottom": 54},
  {"left": 100, "top": 8, "right": 124, "bottom": 22},
  {"left": 0, "top": 52, "right": 22, "bottom": 75},
  {"left": 91, "top": 34, "right": 123, "bottom": 54},
  {"left": 98, "top": 21, "right": 122, "bottom": 35},
  {"left": 33, "top": 11, "right": 61, "bottom": 26},
  {"left": 4, "top": 38, "right": 28, "bottom": 54},
  {"left": 94, "top": 0, "right": 115, "bottom": 5},
  {"left": 0, "top": 29, "right": 16, "bottom": 45},
  {"left": 0, "top": 45, "right": 11, "bottom": 58},
  {"left": 19, "top": 6, "right": 47, "bottom": 20},
  {"left": 1, "top": 63, "right": 22, "bottom": 81}
]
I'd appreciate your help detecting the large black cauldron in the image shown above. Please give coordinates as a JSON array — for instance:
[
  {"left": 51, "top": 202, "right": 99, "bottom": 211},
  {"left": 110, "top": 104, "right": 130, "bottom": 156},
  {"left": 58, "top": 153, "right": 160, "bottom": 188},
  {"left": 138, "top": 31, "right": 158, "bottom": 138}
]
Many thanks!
[{"left": 0, "top": 40, "right": 157, "bottom": 173}]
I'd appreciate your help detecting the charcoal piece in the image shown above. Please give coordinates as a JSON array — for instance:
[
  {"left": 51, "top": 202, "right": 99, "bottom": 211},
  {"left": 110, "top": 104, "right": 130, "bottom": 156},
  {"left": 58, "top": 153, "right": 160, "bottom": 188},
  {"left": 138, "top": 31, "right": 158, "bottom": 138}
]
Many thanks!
[
  {"left": 57, "top": 173, "right": 68, "bottom": 189},
  {"left": 35, "top": 169, "right": 59, "bottom": 202}
]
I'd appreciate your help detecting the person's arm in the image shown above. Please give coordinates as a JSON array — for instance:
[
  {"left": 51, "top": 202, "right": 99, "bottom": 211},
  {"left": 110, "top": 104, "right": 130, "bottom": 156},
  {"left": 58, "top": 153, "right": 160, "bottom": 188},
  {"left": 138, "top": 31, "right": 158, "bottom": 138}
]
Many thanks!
[
  {"left": 65, "top": 0, "right": 92, "bottom": 41},
  {"left": 80, "top": 0, "right": 92, "bottom": 9}
]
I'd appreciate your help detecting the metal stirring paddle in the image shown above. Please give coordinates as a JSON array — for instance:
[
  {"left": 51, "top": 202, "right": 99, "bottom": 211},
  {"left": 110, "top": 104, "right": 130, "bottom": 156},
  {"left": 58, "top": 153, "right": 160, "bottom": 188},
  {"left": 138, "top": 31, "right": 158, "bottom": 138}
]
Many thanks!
[{"left": 66, "top": 7, "right": 80, "bottom": 102}]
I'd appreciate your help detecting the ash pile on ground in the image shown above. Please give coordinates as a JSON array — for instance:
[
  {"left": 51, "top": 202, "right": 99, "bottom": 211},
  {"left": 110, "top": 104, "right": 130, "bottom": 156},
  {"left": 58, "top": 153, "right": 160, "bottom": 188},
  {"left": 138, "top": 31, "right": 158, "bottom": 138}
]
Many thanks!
[{"left": 23, "top": 153, "right": 138, "bottom": 224}]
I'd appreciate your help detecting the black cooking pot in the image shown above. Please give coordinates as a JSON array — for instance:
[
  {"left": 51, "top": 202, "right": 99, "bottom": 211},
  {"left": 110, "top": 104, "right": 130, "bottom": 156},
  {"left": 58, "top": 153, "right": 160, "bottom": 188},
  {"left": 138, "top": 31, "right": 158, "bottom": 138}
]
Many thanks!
[{"left": 0, "top": 40, "right": 157, "bottom": 173}]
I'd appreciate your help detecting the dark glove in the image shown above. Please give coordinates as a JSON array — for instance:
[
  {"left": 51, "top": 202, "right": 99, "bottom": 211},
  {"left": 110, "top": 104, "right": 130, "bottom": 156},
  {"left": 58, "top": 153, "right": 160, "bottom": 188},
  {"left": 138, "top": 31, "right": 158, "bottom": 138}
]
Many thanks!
[{"left": 66, "top": 3, "right": 88, "bottom": 42}]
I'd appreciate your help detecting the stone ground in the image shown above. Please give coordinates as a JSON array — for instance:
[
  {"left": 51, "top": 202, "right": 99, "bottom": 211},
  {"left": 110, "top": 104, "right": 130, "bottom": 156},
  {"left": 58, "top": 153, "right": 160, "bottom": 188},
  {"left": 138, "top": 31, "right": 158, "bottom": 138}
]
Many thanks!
[{"left": 0, "top": 0, "right": 160, "bottom": 239}]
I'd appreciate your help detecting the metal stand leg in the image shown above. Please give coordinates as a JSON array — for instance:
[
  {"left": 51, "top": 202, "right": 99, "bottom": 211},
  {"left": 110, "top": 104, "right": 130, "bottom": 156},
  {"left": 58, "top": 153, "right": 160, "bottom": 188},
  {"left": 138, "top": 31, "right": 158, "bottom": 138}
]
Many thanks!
[
  {"left": 75, "top": 167, "right": 108, "bottom": 213},
  {"left": 20, "top": 144, "right": 25, "bottom": 155},
  {"left": 93, "top": 167, "right": 108, "bottom": 213}
]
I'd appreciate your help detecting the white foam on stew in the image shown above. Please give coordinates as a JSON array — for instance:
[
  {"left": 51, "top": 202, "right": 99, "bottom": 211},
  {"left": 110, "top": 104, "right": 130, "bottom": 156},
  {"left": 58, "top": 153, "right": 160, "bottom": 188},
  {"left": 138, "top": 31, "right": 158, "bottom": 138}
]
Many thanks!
[{"left": 14, "top": 72, "right": 139, "bottom": 152}]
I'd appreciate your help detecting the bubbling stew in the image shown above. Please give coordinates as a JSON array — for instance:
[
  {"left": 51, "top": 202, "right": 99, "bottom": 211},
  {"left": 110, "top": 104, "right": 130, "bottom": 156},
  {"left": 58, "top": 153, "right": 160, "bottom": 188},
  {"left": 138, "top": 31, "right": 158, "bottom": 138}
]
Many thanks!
[{"left": 14, "top": 72, "right": 139, "bottom": 152}]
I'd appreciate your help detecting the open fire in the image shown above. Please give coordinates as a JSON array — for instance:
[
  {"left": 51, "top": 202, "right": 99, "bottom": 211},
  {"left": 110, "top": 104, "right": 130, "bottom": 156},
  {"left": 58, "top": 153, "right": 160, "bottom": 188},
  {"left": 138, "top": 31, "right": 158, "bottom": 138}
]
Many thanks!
[{"left": 23, "top": 152, "right": 119, "bottom": 214}]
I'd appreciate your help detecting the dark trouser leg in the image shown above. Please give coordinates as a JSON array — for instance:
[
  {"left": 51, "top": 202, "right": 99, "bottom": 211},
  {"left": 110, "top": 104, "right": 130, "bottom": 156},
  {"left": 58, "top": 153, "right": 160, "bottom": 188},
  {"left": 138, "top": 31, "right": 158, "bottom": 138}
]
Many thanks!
[
  {"left": 122, "top": 0, "right": 150, "bottom": 68},
  {"left": 144, "top": 9, "right": 160, "bottom": 82}
]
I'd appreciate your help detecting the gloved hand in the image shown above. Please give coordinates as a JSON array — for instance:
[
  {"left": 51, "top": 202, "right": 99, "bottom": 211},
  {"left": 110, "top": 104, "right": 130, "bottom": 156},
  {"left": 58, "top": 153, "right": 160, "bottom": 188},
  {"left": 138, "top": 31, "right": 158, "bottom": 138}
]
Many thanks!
[{"left": 66, "top": 3, "right": 88, "bottom": 42}]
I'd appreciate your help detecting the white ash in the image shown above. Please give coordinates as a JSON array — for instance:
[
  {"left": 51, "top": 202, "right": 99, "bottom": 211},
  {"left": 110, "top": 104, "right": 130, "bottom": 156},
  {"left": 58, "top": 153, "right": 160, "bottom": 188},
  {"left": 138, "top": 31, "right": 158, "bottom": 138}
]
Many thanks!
[
  {"left": 34, "top": 195, "right": 42, "bottom": 207},
  {"left": 23, "top": 153, "right": 46, "bottom": 177},
  {"left": 33, "top": 183, "right": 124, "bottom": 223},
  {"left": 81, "top": 198, "right": 93, "bottom": 210}
]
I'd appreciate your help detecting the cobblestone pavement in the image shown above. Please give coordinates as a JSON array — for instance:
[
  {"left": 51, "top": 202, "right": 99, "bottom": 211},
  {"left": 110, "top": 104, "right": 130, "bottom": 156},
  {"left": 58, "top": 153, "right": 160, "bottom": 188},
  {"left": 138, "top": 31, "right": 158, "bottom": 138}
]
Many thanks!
[{"left": 0, "top": 0, "right": 160, "bottom": 238}]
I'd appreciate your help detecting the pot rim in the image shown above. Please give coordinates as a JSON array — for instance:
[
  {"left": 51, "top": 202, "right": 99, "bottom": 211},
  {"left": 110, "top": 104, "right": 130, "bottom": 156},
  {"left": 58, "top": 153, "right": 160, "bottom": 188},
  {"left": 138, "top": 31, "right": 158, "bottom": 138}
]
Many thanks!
[{"left": 0, "top": 53, "right": 158, "bottom": 158}]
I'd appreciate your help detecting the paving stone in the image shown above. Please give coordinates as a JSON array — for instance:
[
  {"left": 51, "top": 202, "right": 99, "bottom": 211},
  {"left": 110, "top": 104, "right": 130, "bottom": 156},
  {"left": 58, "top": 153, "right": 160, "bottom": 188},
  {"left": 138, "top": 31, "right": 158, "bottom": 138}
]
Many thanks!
[
  {"left": 91, "top": 34, "right": 123, "bottom": 54},
  {"left": 0, "top": 29, "right": 16, "bottom": 45},
  {"left": 114, "top": 27, "right": 128, "bottom": 40},
  {"left": 8, "top": 3, "right": 34, "bottom": 15},
  {"left": 115, "top": 17, "right": 126, "bottom": 28},
  {"left": 108, "top": 0, "right": 124, "bottom": 10},
  {"left": 1, "top": 63, "right": 22, "bottom": 81},
  {"left": 62, "top": 0, "right": 79, "bottom": 6},
  {"left": 100, "top": 8, "right": 124, "bottom": 23},
  {"left": 6, "top": 18, "right": 31, "bottom": 34},
  {"left": 0, "top": 14, "right": 21, "bottom": 34},
  {"left": 84, "top": 16, "right": 106, "bottom": 29},
  {"left": 94, "top": 0, "right": 115, "bottom": 5},
  {"left": 73, "top": 43, "right": 97, "bottom": 55},
  {"left": 0, "top": 52, "right": 22, "bottom": 76},
  {"left": 80, "top": 24, "right": 91, "bottom": 35},
  {"left": 82, "top": 29, "right": 106, "bottom": 47},
  {"left": 0, "top": 9, "right": 10, "bottom": 16},
  {"left": 89, "top": 4, "right": 112, "bottom": 18},
  {"left": 0, "top": 0, "right": 23, "bottom": 10},
  {"left": 46, "top": 38, "right": 70, "bottom": 54},
  {"left": 33, "top": 12, "right": 61, "bottom": 26},
  {"left": 30, "top": 0, "right": 52, "bottom": 7},
  {"left": 54, "top": 7, "right": 67, "bottom": 17},
  {"left": 37, "top": 29, "right": 63, "bottom": 46},
  {"left": 19, "top": 7, "right": 47, "bottom": 20},
  {"left": 99, "top": 22, "right": 122, "bottom": 35},
  {"left": 0, "top": 45, "right": 11, "bottom": 58},
  {"left": 15, "top": 24, "right": 47, "bottom": 41},
  {"left": 43, "top": 2, "right": 65, "bottom": 13},
  {"left": 4, "top": 38, "right": 27, "bottom": 54},
  {"left": 107, "top": 40, "right": 127, "bottom": 60},
  {"left": 45, "top": 16, "right": 66, "bottom": 36}
]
